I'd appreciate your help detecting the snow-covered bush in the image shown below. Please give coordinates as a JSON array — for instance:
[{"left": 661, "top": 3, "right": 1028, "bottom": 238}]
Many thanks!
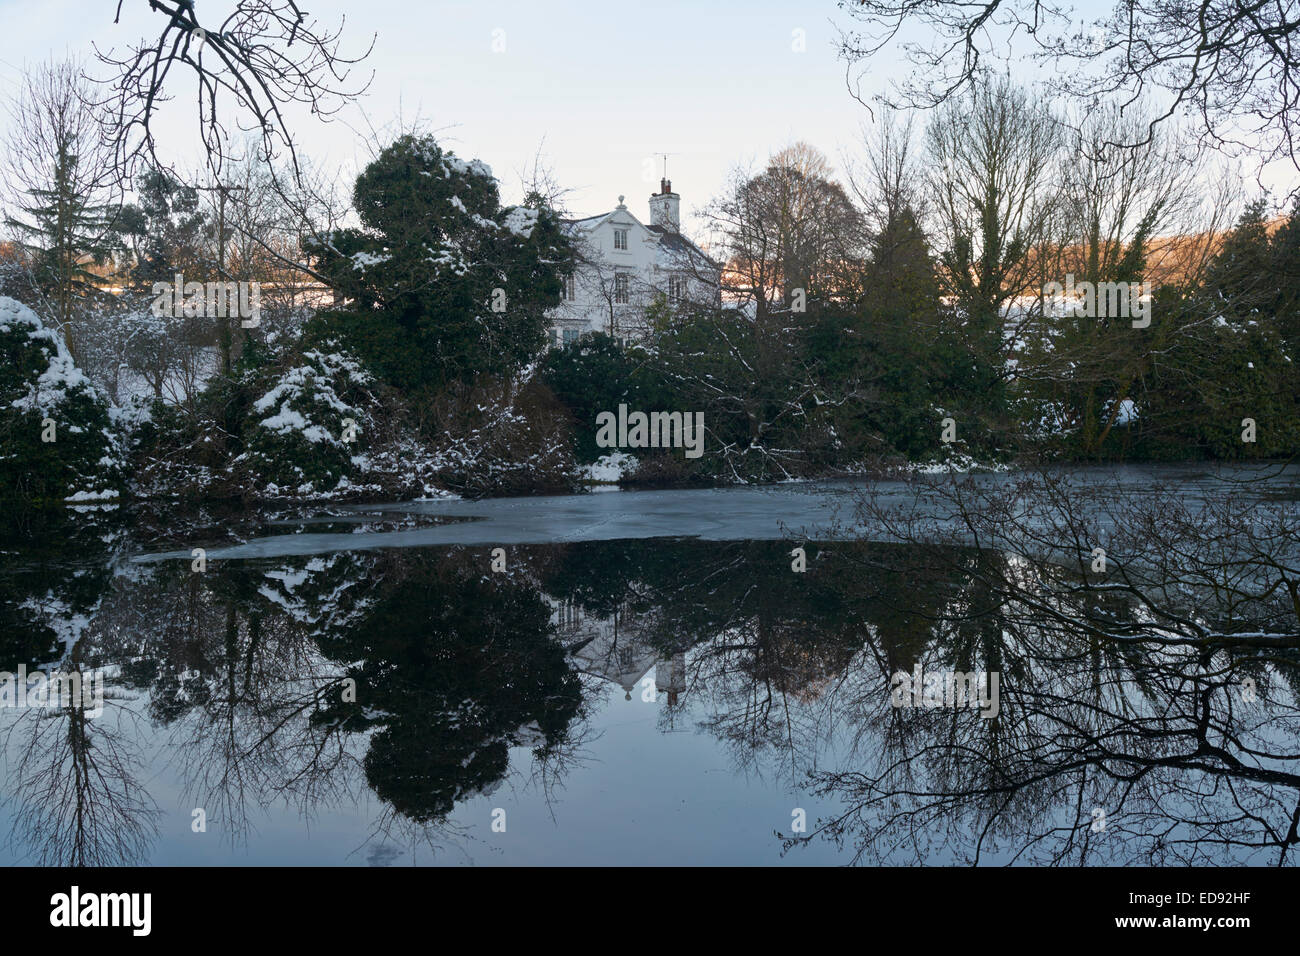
[
  {"left": 583, "top": 451, "right": 638, "bottom": 484},
  {"left": 620, "top": 451, "right": 701, "bottom": 488},
  {"left": 0, "top": 296, "right": 123, "bottom": 506},
  {"left": 132, "top": 333, "right": 457, "bottom": 501},
  {"left": 240, "top": 348, "right": 377, "bottom": 493}
]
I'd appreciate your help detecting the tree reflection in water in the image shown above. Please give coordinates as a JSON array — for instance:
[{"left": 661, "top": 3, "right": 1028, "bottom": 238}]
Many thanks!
[
  {"left": 0, "top": 510, "right": 157, "bottom": 865},
  {"left": 0, "top": 471, "right": 1295, "bottom": 865},
  {"left": 793, "top": 468, "right": 1300, "bottom": 865}
]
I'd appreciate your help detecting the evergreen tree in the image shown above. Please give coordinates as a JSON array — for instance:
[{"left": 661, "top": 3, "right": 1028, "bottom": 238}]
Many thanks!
[
  {"left": 304, "top": 134, "right": 574, "bottom": 398},
  {"left": 1206, "top": 198, "right": 1273, "bottom": 316},
  {"left": 2, "top": 61, "right": 120, "bottom": 361},
  {"left": 1270, "top": 198, "right": 1300, "bottom": 358},
  {"left": 113, "top": 168, "right": 209, "bottom": 289}
]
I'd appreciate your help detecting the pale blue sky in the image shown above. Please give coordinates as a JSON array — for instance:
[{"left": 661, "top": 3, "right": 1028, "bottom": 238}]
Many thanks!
[
  {"left": 0, "top": 0, "right": 1287, "bottom": 229},
  {"left": 0, "top": 0, "right": 883, "bottom": 227}
]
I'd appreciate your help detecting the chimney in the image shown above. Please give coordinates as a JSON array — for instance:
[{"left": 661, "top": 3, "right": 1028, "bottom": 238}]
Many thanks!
[{"left": 648, "top": 178, "right": 680, "bottom": 233}]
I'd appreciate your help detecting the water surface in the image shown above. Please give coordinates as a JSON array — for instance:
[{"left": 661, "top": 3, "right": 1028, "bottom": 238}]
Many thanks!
[{"left": 3, "top": 465, "right": 1298, "bottom": 865}]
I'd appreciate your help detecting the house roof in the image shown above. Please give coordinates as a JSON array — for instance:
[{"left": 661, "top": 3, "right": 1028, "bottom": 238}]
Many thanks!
[
  {"left": 560, "top": 202, "right": 720, "bottom": 273},
  {"left": 646, "top": 224, "right": 720, "bottom": 271},
  {"left": 564, "top": 212, "right": 608, "bottom": 228}
]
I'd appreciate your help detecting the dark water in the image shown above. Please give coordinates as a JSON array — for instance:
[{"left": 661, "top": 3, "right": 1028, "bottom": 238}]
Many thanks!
[{"left": 2, "top": 470, "right": 1298, "bottom": 866}]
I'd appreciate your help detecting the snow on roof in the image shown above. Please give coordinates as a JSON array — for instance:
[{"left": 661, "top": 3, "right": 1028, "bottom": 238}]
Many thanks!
[
  {"left": 558, "top": 208, "right": 718, "bottom": 270},
  {"left": 646, "top": 225, "right": 719, "bottom": 269}
]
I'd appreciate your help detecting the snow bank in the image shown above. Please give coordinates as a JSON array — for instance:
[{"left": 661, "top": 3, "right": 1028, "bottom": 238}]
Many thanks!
[{"left": 583, "top": 451, "right": 638, "bottom": 483}]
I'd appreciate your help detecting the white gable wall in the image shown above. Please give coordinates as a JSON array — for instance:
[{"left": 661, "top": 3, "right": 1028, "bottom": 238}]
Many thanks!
[{"left": 547, "top": 198, "right": 719, "bottom": 347}]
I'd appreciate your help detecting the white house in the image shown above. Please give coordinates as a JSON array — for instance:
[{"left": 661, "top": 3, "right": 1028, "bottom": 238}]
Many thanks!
[
  {"left": 552, "top": 596, "right": 688, "bottom": 703},
  {"left": 547, "top": 179, "right": 720, "bottom": 346}
]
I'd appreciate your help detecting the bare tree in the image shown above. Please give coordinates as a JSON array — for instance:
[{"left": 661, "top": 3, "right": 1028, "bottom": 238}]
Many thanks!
[
  {"left": 95, "top": 0, "right": 373, "bottom": 185},
  {"left": 838, "top": 0, "right": 1300, "bottom": 185},
  {"left": 198, "top": 144, "right": 342, "bottom": 370},
  {"left": 925, "top": 75, "right": 1062, "bottom": 338},
  {"left": 703, "top": 142, "right": 865, "bottom": 320},
  {"left": 517, "top": 140, "right": 575, "bottom": 218},
  {"left": 848, "top": 108, "right": 928, "bottom": 240}
]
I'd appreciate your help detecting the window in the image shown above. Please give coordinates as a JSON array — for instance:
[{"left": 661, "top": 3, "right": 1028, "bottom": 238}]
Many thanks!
[
  {"left": 613, "top": 229, "right": 628, "bottom": 251},
  {"left": 563, "top": 274, "right": 576, "bottom": 300},
  {"left": 562, "top": 328, "right": 581, "bottom": 345},
  {"left": 668, "top": 276, "right": 685, "bottom": 302},
  {"left": 615, "top": 274, "right": 630, "bottom": 304}
]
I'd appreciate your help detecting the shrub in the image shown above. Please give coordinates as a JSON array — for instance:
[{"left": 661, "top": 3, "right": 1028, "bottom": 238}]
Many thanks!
[
  {"left": 428, "top": 376, "right": 581, "bottom": 497},
  {"left": 241, "top": 348, "right": 377, "bottom": 492},
  {"left": 0, "top": 296, "right": 122, "bottom": 507}
]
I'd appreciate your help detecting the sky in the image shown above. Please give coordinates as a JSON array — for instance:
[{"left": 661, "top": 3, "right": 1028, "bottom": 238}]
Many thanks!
[
  {"left": 0, "top": 0, "right": 1291, "bottom": 231},
  {"left": 0, "top": 0, "right": 888, "bottom": 229}
]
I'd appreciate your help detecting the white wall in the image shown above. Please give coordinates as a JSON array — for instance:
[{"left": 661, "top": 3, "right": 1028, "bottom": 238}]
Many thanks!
[{"left": 546, "top": 203, "right": 718, "bottom": 347}]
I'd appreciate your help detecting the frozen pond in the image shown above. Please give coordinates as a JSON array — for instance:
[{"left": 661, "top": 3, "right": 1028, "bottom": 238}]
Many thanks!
[
  {"left": 3, "top": 463, "right": 1298, "bottom": 866},
  {"left": 131, "top": 462, "right": 1300, "bottom": 563}
]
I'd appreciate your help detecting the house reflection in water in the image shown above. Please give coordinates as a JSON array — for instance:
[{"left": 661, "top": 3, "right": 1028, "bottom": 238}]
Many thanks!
[{"left": 550, "top": 598, "right": 686, "bottom": 704}]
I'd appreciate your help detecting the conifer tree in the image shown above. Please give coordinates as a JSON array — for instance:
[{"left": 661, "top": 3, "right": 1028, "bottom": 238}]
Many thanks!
[{"left": 2, "top": 61, "right": 119, "bottom": 361}]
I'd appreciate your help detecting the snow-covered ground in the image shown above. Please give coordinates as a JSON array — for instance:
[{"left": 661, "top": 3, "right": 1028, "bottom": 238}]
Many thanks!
[
  {"left": 113, "top": 346, "right": 222, "bottom": 408},
  {"left": 582, "top": 451, "right": 637, "bottom": 483}
]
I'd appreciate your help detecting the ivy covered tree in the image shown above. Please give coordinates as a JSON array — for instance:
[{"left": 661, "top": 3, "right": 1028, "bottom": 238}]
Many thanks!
[{"left": 305, "top": 134, "right": 574, "bottom": 397}]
